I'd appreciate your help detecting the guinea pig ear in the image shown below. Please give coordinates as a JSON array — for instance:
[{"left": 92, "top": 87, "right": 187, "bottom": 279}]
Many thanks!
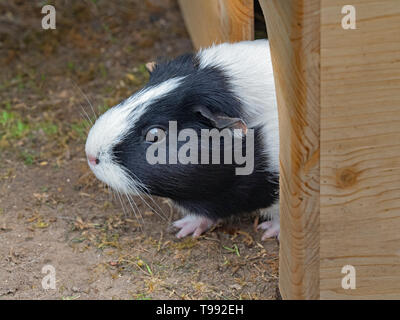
[
  {"left": 194, "top": 105, "right": 248, "bottom": 135},
  {"left": 145, "top": 61, "right": 156, "bottom": 74}
]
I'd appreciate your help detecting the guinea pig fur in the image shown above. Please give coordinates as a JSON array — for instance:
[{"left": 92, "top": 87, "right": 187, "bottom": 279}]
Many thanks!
[{"left": 85, "top": 39, "right": 280, "bottom": 240}]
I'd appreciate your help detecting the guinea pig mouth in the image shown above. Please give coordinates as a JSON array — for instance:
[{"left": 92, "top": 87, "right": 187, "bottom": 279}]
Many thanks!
[{"left": 89, "top": 160, "right": 140, "bottom": 196}]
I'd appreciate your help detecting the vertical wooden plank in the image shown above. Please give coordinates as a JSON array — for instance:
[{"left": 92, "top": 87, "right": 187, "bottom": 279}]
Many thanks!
[
  {"left": 320, "top": 0, "right": 400, "bottom": 299},
  {"left": 177, "top": 0, "right": 254, "bottom": 49},
  {"left": 259, "top": 0, "right": 320, "bottom": 299}
]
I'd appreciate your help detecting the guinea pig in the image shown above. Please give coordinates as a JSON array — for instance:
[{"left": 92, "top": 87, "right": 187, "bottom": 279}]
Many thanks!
[{"left": 85, "top": 39, "right": 280, "bottom": 240}]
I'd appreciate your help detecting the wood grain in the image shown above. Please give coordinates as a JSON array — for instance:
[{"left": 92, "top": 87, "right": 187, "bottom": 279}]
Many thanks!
[
  {"left": 259, "top": 0, "right": 321, "bottom": 299},
  {"left": 177, "top": 0, "right": 254, "bottom": 49},
  {"left": 320, "top": 0, "right": 400, "bottom": 299}
]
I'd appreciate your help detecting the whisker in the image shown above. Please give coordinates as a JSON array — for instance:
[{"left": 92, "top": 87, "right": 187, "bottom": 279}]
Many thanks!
[
  {"left": 136, "top": 185, "right": 167, "bottom": 221},
  {"left": 79, "top": 102, "right": 93, "bottom": 126},
  {"left": 72, "top": 80, "right": 98, "bottom": 121},
  {"left": 125, "top": 171, "right": 167, "bottom": 221},
  {"left": 125, "top": 192, "right": 145, "bottom": 229},
  {"left": 115, "top": 190, "right": 128, "bottom": 217},
  {"left": 79, "top": 112, "right": 92, "bottom": 130}
]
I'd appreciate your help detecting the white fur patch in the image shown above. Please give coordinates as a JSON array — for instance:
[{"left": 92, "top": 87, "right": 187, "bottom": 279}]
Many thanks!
[
  {"left": 259, "top": 199, "right": 280, "bottom": 221},
  {"left": 197, "top": 40, "right": 279, "bottom": 173},
  {"left": 85, "top": 77, "right": 184, "bottom": 193}
]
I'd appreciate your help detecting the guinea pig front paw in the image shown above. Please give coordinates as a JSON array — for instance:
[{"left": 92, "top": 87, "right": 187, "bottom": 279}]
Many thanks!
[
  {"left": 173, "top": 215, "right": 215, "bottom": 239},
  {"left": 258, "top": 220, "right": 280, "bottom": 241}
]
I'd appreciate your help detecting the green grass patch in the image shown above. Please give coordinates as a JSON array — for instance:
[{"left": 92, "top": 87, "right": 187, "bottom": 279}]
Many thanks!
[
  {"left": 0, "top": 108, "right": 60, "bottom": 145},
  {"left": 0, "top": 110, "right": 30, "bottom": 140},
  {"left": 135, "top": 293, "right": 152, "bottom": 300},
  {"left": 20, "top": 151, "right": 35, "bottom": 165},
  {"left": 70, "top": 120, "right": 89, "bottom": 139},
  {"left": 39, "top": 122, "right": 58, "bottom": 136},
  {"left": 67, "top": 61, "right": 75, "bottom": 71},
  {"left": 223, "top": 244, "right": 240, "bottom": 257}
]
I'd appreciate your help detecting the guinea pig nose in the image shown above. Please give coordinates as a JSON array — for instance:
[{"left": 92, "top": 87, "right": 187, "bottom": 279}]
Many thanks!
[{"left": 87, "top": 154, "right": 100, "bottom": 166}]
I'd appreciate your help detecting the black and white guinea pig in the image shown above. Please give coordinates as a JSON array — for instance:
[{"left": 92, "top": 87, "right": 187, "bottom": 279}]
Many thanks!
[{"left": 85, "top": 39, "right": 280, "bottom": 240}]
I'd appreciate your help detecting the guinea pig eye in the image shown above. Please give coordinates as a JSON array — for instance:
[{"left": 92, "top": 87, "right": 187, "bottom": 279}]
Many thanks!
[{"left": 145, "top": 127, "right": 166, "bottom": 143}]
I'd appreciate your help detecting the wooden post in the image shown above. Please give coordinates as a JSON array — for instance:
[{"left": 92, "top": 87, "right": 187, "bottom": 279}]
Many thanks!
[
  {"left": 320, "top": 0, "right": 400, "bottom": 299},
  {"left": 261, "top": 0, "right": 400, "bottom": 299},
  {"left": 259, "top": 0, "right": 321, "bottom": 299},
  {"left": 178, "top": 0, "right": 254, "bottom": 50}
]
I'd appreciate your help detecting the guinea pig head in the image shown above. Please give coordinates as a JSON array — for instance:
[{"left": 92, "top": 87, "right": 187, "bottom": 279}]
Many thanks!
[{"left": 85, "top": 64, "right": 247, "bottom": 201}]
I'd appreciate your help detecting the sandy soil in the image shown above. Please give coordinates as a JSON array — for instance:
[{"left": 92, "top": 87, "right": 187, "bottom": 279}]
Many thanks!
[{"left": 0, "top": 0, "right": 279, "bottom": 300}]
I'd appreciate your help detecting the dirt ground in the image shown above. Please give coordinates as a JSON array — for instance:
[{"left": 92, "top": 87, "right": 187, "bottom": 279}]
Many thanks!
[{"left": 0, "top": 0, "right": 279, "bottom": 300}]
